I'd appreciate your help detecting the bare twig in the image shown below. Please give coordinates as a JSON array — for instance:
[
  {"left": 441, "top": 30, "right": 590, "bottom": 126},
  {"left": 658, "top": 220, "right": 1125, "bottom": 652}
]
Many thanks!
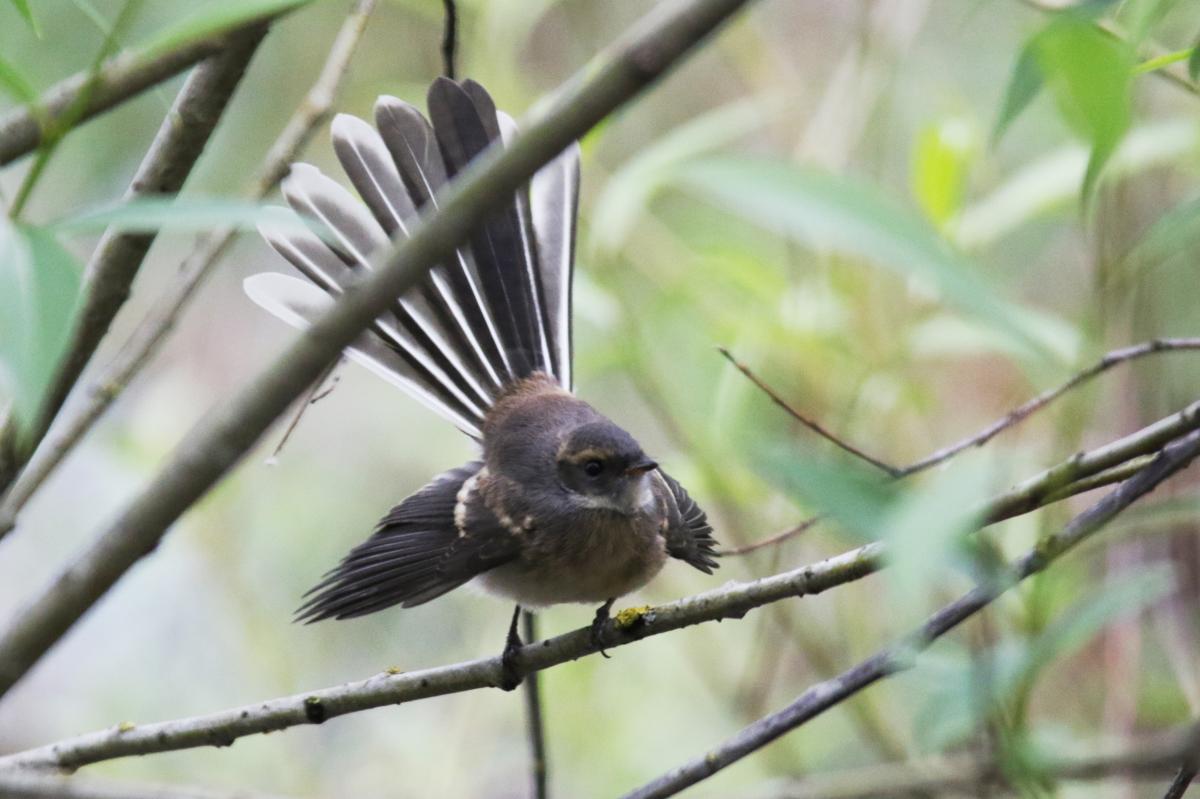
[
  {"left": 718, "top": 348, "right": 901, "bottom": 477},
  {"left": 902, "top": 339, "right": 1200, "bottom": 476},
  {"left": 0, "top": 28, "right": 268, "bottom": 494},
  {"left": 722, "top": 339, "right": 1200, "bottom": 554},
  {"left": 0, "top": 545, "right": 882, "bottom": 770},
  {"left": 773, "top": 727, "right": 1200, "bottom": 798},
  {"left": 719, "top": 515, "right": 824, "bottom": 557},
  {"left": 619, "top": 428, "right": 1200, "bottom": 799},
  {"left": 0, "top": 772, "right": 294, "bottom": 799},
  {"left": 441, "top": 0, "right": 458, "bottom": 79},
  {"left": 522, "top": 610, "right": 549, "bottom": 799},
  {"left": 0, "top": 0, "right": 377, "bottom": 537},
  {"left": 268, "top": 358, "right": 342, "bottom": 462},
  {"left": 1165, "top": 763, "right": 1198, "bottom": 799},
  {"left": 0, "top": 0, "right": 757, "bottom": 702},
  {"left": 0, "top": 4, "right": 306, "bottom": 166}
]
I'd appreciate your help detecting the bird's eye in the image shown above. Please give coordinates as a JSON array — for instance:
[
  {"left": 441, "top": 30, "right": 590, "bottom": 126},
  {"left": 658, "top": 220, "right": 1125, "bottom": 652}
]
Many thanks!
[{"left": 583, "top": 460, "right": 604, "bottom": 477}]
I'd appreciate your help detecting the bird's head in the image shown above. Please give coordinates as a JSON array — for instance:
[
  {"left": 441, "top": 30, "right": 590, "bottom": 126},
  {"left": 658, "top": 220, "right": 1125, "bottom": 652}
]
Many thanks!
[{"left": 556, "top": 421, "right": 657, "bottom": 513}]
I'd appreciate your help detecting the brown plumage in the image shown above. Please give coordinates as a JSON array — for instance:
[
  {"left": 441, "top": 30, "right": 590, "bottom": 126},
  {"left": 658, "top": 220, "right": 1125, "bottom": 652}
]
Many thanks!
[{"left": 246, "top": 78, "right": 718, "bottom": 670}]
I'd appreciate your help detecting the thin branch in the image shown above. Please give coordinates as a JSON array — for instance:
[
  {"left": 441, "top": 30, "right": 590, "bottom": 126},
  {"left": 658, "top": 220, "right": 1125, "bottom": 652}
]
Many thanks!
[
  {"left": 718, "top": 348, "right": 901, "bottom": 477},
  {"left": 773, "top": 727, "right": 1199, "bottom": 798},
  {"left": 0, "top": 771, "right": 294, "bottom": 799},
  {"left": 1165, "top": 763, "right": 1198, "bottom": 799},
  {"left": 0, "top": 28, "right": 268, "bottom": 493},
  {"left": 0, "top": 0, "right": 377, "bottom": 538},
  {"left": 522, "top": 610, "right": 550, "bottom": 799},
  {"left": 441, "top": 0, "right": 458, "bottom": 79},
  {"left": 5, "top": 402, "right": 1200, "bottom": 770},
  {"left": 901, "top": 339, "right": 1200, "bottom": 476},
  {"left": 719, "top": 514, "right": 824, "bottom": 557},
  {"left": 0, "top": 544, "right": 881, "bottom": 771},
  {"left": 619, "top": 428, "right": 1200, "bottom": 799},
  {"left": 0, "top": 0, "right": 757, "bottom": 702},
  {"left": 722, "top": 340, "right": 1200, "bottom": 554},
  {"left": 0, "top": 4, "right": 305, "bottom": 167}
]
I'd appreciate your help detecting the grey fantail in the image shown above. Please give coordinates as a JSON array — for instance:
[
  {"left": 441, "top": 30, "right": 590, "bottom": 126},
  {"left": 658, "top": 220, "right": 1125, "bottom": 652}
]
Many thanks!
[{"left": 245, "top": 78, "right": 718, "bottom": 682}]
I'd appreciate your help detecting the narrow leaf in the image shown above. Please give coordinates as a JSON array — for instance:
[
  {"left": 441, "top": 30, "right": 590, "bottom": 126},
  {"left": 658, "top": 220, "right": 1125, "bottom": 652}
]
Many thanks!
[
  {"left": 1034, "top": 16, "right": 1135, "bottom": 200},
  {"left": 992, "top": 41, "right": 1044, "bottom": 145},
  {"left": 6, "top": 0, "right": 39, "bottom": 36},
  {"left": 52, "top": 197, "right": 310, "bottom": 236},
  {"left": 0, "top": 221, "right": 82, "bottom": 433}
]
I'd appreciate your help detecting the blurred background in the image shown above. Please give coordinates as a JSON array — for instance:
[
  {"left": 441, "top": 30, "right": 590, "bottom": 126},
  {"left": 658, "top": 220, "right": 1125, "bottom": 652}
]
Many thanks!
[{"left": 2, "top": 0, "right": 1200, "bottom": 796}]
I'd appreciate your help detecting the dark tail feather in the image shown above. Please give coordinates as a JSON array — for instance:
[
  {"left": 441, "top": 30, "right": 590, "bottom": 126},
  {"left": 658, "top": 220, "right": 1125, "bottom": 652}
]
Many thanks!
[{"left": 248, "top": 79, "right": 577, "bottom": 433}]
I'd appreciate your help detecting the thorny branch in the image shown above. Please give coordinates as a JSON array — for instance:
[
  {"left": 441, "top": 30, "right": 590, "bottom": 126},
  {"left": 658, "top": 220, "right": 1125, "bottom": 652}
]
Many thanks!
[
  {"left": 0, "top": 0, "right": 378, "bottom": 538},
  {"left": 620, "top": 428, "right": 1200, "bottom": 799},
  {"left": 0, "top": 0, "right": 758, "bottom": 703},
  {"left": 721, "top": 338, "right": 1200, "bottom": 555}
]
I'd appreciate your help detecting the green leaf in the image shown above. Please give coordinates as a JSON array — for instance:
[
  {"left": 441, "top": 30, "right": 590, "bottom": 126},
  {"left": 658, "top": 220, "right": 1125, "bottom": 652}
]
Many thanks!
[
  {"left": 911, "top": 116, "right": 979, "bottom": 227},
  {"left": 0, "top": 52, "right": 38, "bottom": 106},
  {"left": 676, "top": 157, "right": 1050, "bottom": 360},
  {"left": 755, "top": 445, "right": 896, "bottom": 544},
  {"left": 6, "top": 0, "right": 39, "bottom": 36},
  {"left": 992, "top": 41, "right": 1044, "bottom": 145},
  {"left": 1019, "top": 565, "right": 1175, "bottom": 679},
  {"left": 954, "top": 118, "right": 1197, "bottom": 249},
  {"left": 0, "top": 221, "right": 82, "bottom": 434},
  {"left": 139, "top": 0, "right": 313, "bottom": 60},
  {"left": 1190, "top": 37, "right": 1200, "bottom": 82},
  {"left": 52, "top": 197, "right": 310, "bottom": 236},
  {"left": 884, "top": 462, "right": 992, "bottom": 621},
  {"left": 1034, "top": 16, "right": 1135, "bottom": 200}
]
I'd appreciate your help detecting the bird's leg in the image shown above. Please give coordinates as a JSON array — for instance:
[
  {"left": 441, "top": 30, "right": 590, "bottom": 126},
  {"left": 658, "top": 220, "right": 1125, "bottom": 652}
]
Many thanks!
[
  {"left": 590, "top": 598, "right": 616, "bottom": 659},
  {"left": 500, "top": 604, "right": 524, "bottom": 691}
]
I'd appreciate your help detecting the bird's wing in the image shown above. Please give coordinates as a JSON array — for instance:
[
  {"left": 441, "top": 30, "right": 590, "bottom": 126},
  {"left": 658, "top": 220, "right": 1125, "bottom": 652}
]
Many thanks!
[
  {"left": 657, "top": 471, "right": 719, "bottom": 574},
  {"left": 295, "top": 462, "right": 521, "bottom": 621}
]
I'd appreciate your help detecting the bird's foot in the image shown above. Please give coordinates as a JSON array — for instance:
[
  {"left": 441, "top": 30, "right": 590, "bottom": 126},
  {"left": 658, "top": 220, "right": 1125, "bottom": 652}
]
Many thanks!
[
  {"left": 499, "top": 605, "right": 523, "bottom": 691},
  {"left": 590, "top": 598, "right": 616, "bottom": 659}
]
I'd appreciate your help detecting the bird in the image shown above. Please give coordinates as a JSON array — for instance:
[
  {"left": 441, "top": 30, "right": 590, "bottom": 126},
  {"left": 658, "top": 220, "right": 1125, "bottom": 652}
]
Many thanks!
[{"left": 244, "top": 77, "right": 718, "bottom": 687}]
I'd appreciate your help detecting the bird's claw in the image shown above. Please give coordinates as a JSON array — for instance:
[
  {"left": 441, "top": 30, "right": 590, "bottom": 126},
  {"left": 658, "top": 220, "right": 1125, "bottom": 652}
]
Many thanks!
[{"left": 590, "top": 598, "right": 616, "bottom": 659}]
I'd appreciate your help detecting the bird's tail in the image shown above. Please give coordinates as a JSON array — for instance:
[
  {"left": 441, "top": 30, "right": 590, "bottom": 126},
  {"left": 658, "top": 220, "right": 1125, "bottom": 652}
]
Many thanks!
[{"left": 245, "top": 78, "right": 580, "bottom": 439}]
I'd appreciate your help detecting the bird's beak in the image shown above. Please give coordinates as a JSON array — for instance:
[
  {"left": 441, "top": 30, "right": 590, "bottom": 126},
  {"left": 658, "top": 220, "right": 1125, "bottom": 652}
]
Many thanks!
[{"left": 625, "top": 458, "right": 658, "bottom": 477}]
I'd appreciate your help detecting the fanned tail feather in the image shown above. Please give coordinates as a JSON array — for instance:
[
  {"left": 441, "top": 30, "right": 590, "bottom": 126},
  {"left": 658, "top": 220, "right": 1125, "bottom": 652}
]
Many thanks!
[{"left": 246, "top": 78, "right": 580, "bottom": 436}]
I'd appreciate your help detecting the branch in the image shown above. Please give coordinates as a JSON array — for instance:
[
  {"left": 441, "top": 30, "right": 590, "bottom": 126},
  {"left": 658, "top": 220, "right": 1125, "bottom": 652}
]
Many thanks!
[
  {"left": 522, "top": 611, "right": 549, "bottom": 799},
  {"left": 0, "top": 546, "right": 880, "bottom": 771},
  {"left": 0, "top": 5, "right": 306, "bottom": 167},
  {"left": 774, "top": 727, "right": 1199, "bottom": 798},
  {"left": 0, "top": 28, "right": 268, "bottom": 494},
  {"left": 441, "top": 0, "right": 458, "bottom": 79},
  {"left": 717, "top": 348, "right": 900, "bottom": 477},
  {"left": 1165, "top": 763, "right": 1198, "bottom": 799},
  {"left": 0, "top": 771, "right": 294, "bottom": 799},
  {"left": 722, "top": 340, "right": 1200, "bottom": 554},
  {"left": 619, "top": 428, "right": 1200, "bottom": 799},
  {"left": 0, "top": 0, "right": 378, "bottom": 539},
  {"left": 4, "top": 402, "right": 1198, "bottom": 770},
  {"left": 0, "top": 0, "right": 757, "bottom": 702}
]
